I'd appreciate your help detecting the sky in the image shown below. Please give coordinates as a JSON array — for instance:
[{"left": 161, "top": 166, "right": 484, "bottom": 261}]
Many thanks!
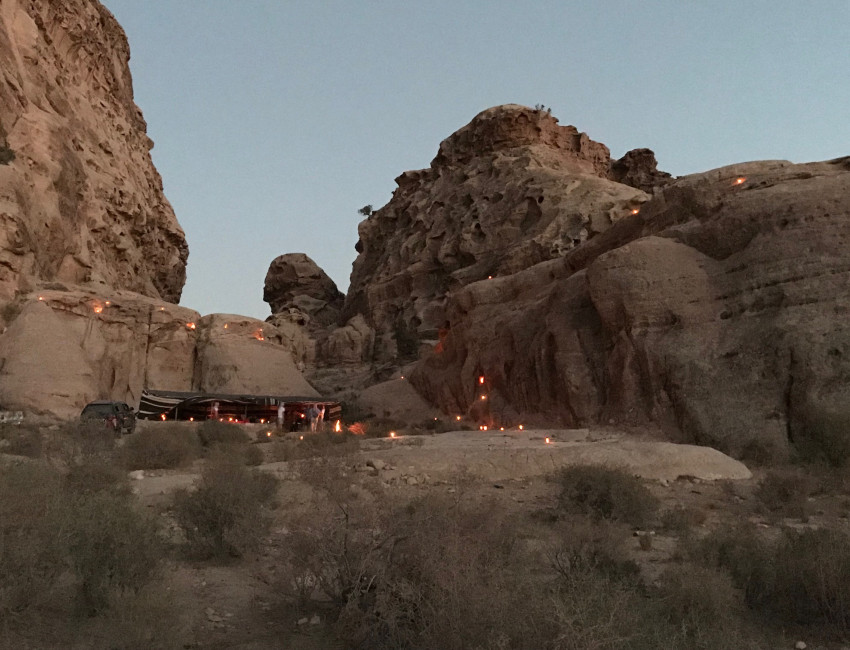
[{"left": 101, "top": 1, "right": 850, "bottom": 320}]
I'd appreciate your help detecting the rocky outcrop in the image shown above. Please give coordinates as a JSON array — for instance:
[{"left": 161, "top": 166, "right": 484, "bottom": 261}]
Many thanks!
[
  {"left": 0, "top": 289, "right": 318, "bottom": 417},
  {"left": 411, "top": 157, "right": 850, "bottom": 456},
  {"left": 343, "top": 105, "right": 649, "bottom": 359},
  {"left": 0, "top": 0, "right": 187, "bottom": 304},
  {"left": 263, "top": 253, "right": 344, "bottom": 326},
  {"left": 608, "top": 148, "right": 673, "bottom": 193}
]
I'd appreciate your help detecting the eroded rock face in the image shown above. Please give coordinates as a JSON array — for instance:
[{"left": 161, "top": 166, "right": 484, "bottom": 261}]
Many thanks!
[
  {"left": 0, "top": 290, "right": 318, "bottom": 417},
  {"left": 0, "top": 0, "right": 188, "bottom": 303},
  {"left": 344, "top": 105, "right": 649, "bottom": 357},
  {"left": 412, "top": 157, "right": 850, "bottom": 456},
  {"left": 264, "top": 253, "right": 344, "bottom": 326},
  {"left": 609, "top": 148, "right": 673, "bottom": 193}
]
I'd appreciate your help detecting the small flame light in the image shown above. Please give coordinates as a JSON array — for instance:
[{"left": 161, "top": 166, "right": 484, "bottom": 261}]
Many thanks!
[
  {"left": 38, "top": 296, "right": 44, "bottom": 301},
  {"left": 93, "top": 304, "right": 103, "bottom": 314},
  {"left": 488, "top": 275, "right": 493, "bottom": 279},
  {"left": 335, "top": 420, "right": 341, "bottom": 433},
  {"left": 734, "top": 177, "right": 747, "bottom": 185},
  {"left": 266, "top": 430, "right": 272, "bottom": 438},
  {"left": 299, "top": 435, "right": 304, "bottom": 441},
  {"left": 400, "top": 376, "right": 404, "bottom": 380},
  {"left": 160, "top": 414, "right": 166, "bottom": 421},
  {"left": 224, "top": 323, "right": 228, "bottom": 329},
  {"left": 545, "top": 437, "right": 551, "bottom": 444},
  {"left": 159, "top": 307, "right": 165, "bottom": 311},
  {"left": 631, "top": 208, "right": 640, "bottom": 215},
  {"left": 518, "top": 424, "right": 524, "bottom": 431},
  {"left": 455, "top": 415, "right": 461, "bottom": 421},
  {"left": 189, "top": 417, "right": 194, "bottom": 422},
  {"left": 260, "top": 418, "right": 265, "bottom": 424},
  {"left": 500, "top": 427, "right": 505, "bottom": 431},
  {"left": 104, "top": 301, "right": 111, "bottom": 306},
  {"left": 389, "top": 431, "right": 397, "bottom": 438},
  {"left": 479, "top": 376, "right": 485, "bottom": 384},
  {"left": 480, "top": 395, "right": 487, "bottom": 401},
  {"left": 186, "top": 322, "right": 196, "bottom": 330},
  {"left": 252, "top": 328, "right": 264, "bottom": 341}
]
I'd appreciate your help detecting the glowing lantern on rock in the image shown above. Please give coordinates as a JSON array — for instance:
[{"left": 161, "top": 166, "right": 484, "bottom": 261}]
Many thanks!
[
  {"left": 252, "top": 328, "right": 264, "bottom": 341},
  {"left": 389, "top": 431, "right": 397, "bottom": 438},
  {"left": 518, "top": 424, "right": 524, "bottom": 431},
  {"left": 92, "top": 303, "right": 103, "bottom": 314},
  {"left": 479, "top": 376, "right": 485, "bottom": 385},
  {"left": 455, "top": 415, "right": 461, "bottom": 421},
  {"left": 734, "top": 177, "right": 747, "bottom": 185},
  {"left": 186, "top": 322, "right": 196, "bottom": 330},
  {"left": 545, "top": 437, "right": 551, "bottom": 444},
  {"left": 631, "top": 208, "right": 640, "bottom": 215}
]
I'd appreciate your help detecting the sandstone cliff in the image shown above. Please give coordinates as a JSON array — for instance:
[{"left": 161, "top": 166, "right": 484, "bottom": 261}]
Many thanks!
[
  {"left": 411, "top": 157, "right": 850, "bottom": 457},
  {"left": 343, "top": 105, "right": 654, "bottom": 360},
  {"left": 0, "top": 289, "right": 318, "bottom": 417},
  {"left": 0, "top": 0, "right": 187, "bottom": 304}
]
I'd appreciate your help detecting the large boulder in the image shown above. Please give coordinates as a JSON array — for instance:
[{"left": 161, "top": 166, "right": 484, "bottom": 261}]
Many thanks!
[
  {"left": 412, "top": 157, "right": 850, "bottom": 456},
  {"left": 343, "top": 105, "right": 652, "bottom": 358},
  {"left": 263, "top": 253, "right": 344, "bottom": 326},
  {"left": 0, "top": 0, "right": 187, "bottom": 304}
]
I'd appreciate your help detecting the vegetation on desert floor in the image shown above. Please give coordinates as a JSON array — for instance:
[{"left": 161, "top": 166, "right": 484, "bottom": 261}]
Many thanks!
[{"left": 3, "top": 413, "right": 850, "bottom": 648}]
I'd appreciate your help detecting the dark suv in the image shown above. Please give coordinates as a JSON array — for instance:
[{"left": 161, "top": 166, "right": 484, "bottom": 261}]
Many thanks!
[{"left": 80, "top": 401, "right": 136, "bottom": 435}]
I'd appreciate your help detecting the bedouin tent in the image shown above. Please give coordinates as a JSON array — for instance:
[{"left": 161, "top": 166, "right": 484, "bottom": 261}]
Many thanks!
[{"left": 138, "top": 389, "right": 341, "bottom": 427}]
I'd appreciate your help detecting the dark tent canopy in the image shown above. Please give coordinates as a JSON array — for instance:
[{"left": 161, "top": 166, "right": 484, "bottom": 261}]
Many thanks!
[{"left": 138, "top": 389, "right": 340, "bottom": 426}]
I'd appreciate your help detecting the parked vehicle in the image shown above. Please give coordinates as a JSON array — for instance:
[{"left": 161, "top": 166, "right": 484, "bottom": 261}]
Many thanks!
[{"left": 80, "top": 401, "right": 136, "bottom": 435}]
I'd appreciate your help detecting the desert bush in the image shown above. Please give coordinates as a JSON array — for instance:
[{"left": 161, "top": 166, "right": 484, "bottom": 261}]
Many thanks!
[
  {"left": 798, "top": 405, "right": 850, "bottom": 467},
  {"left": 755, "top": 468, "right": 813, "bottom": 517},
  {"left": 0, "top": 422, "right": 43, "bottom": 458},
  {"left": 268, "top": 431, "right": 361, "bottom": 462},
  {"left": 67, "top": 491, "right": 163, "bottom": 615},
  {"left": 197, "top": 419, "right": 250, "bottom": 447},
  {"left": 739, "top": 433, "right": 789, "bottom": 466},
  {"left": 173, "top": 455, "right": 279, "bottom": 559},
  {"left": 65, "top": 454, "right": 131, "bottom": 496},
  {"left": 0, "top": 461, "right": 68, "bottom": 615},
  {"left": 556, "top": 464, "right": 659, "bottom": 527},
  {"left": 340, "top": 399, "right": 374, "bottom": 424},
  {"left": 696, "top": 524, "right": 850, "bottom": 635},
  {"left": 122, "top": 424, "right": 200, "bottom": 470},
  {"left": 660, "top": 505, "right": 707, "bottom": 534},
  {"left": 241, "top": 443, "right": 265, "bottom": 466},
  {"left": 48, "top": 420, "right": 117, "bottom": 461},
  {"left": 366, "top": 417, "right": 406, "bottom": 438}
]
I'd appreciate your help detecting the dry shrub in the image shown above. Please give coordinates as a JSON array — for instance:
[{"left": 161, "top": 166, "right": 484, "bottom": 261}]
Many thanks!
[
  {"left": 556, "top": 464, "right": 659, "bottom": 527},
  {"left": 46, "top": 420, "right": 117, "bottom": 462},
  {"left": 282, "top": 462, "right": 771, "bottom": 650},
  {"left": 0, "top": 423, "right": 43, "bottom": 458},
  {"left": 67, "top": 491, "right": 163, "bottom": 615},
  {"left": 660, "top": 505, "right": 707, "bottom": 534},
  {"left": 0, "top": 459, "right": 164, "bottom": 620},
  {"left": 696, "top": 525, "right": 850, "bottom": 637},
  {"left": 241, "top": 443, "right": 265, "bottom": 466},
  {"left": 755, "top": 468, "right": 814, "bottom": 517},
  {"left": 197, "top": 419, "right": 250, "bottom": 447},
  {"left": 172, "top": 454, "right": 279, "bottom": 560},
  {"left": 65, "top": 453, "right": 131, "bottom": 496},
  {"left": 122, "top": 424, "right": 200, "bottom": 470},
  {"left": 0, "top": 461, "right": 68, "bottom": 615}
]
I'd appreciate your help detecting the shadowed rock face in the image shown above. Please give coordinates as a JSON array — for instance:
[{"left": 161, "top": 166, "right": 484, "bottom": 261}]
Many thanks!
[
  {"left": 343, "top": 105, "right": 650, "bottom": 358},
  {"left": 263, "top": 253, "right": 344, "bottom": 326},
  {"left": 0, "top": 0, "right": 187, "bottom": 303},
  {"left": 411, "top": 157, "right": 850, "bottom": 455}
]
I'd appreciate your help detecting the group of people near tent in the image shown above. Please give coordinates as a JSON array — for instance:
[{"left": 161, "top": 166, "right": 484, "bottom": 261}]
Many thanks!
[{"left": 276, "top": 402, "right": 325, "bottom": 432}]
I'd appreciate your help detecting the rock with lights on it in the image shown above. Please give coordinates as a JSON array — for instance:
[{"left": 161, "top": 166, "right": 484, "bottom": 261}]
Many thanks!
[
  {"left": 341, "top": 104, "right": 659, "bottom": 362},
  {"left": 411, "top": 156, "right": 850, "bottom": 455},
  {"left": 0, "top": 290, "right": 318, "bottom": 417}
]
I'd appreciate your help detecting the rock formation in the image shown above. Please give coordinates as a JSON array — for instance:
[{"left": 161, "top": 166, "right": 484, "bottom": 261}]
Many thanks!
[
  {"left": 342, "top": 105, "right": 654, "bottom": 360},
  {"left": 263, "top": 253, "right": 344, "bottom": 327},
  {"left": 0, "top": 289, "right": 318, "bottom": 417},
  {"left": 0, "top": 0, "right": 187, "bottom": 304},
  {"left": 411, "top": 157, "right": 850, "bottom": 456}
]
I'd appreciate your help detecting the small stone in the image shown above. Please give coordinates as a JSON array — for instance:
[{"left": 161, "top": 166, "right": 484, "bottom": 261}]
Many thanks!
[
  {"left": 367, "top": 467, "right": 379, "bottom": 477},
  {"left": 795, "top": 642, "right": 806, "bottom": 650},
  {"left": 406, "top": 476, "right": 419, "bottom": 486},
  {"left": 297, "top": 617, "right": 309, "bottom": 626},
  {"left": 129, "top": 470, "right": 145, "bottom": 480},
  {"left": 309, "top": 614, "right": 321, "bottom": 625},
  {"left": 367, "top": 459, "right": 386, "bottom": 470},
  {"left": 447, "top": 487, "right": 456, "bottom": 493}
]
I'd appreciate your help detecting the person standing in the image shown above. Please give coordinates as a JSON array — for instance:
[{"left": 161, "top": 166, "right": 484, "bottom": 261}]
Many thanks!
[
  {"left": 277, "top": 402, "right": 286, "bottom": 432},
  {"left": 307, "top": 404, "right": 320, "bottom": 432},
  {"left": 317, "top": 404, "right": 325, "bottom": 432}
]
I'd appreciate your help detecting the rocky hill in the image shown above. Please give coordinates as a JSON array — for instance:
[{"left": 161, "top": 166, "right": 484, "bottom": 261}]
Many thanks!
[
  {"left": 342, "top": 104, "right": 667, "bottom": 360},
  {"left": 410, "top": 156, "right": 850, "bottom": 457},
  {"left": 0, "top": 0, "right": 187, "bottom": 304}
]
